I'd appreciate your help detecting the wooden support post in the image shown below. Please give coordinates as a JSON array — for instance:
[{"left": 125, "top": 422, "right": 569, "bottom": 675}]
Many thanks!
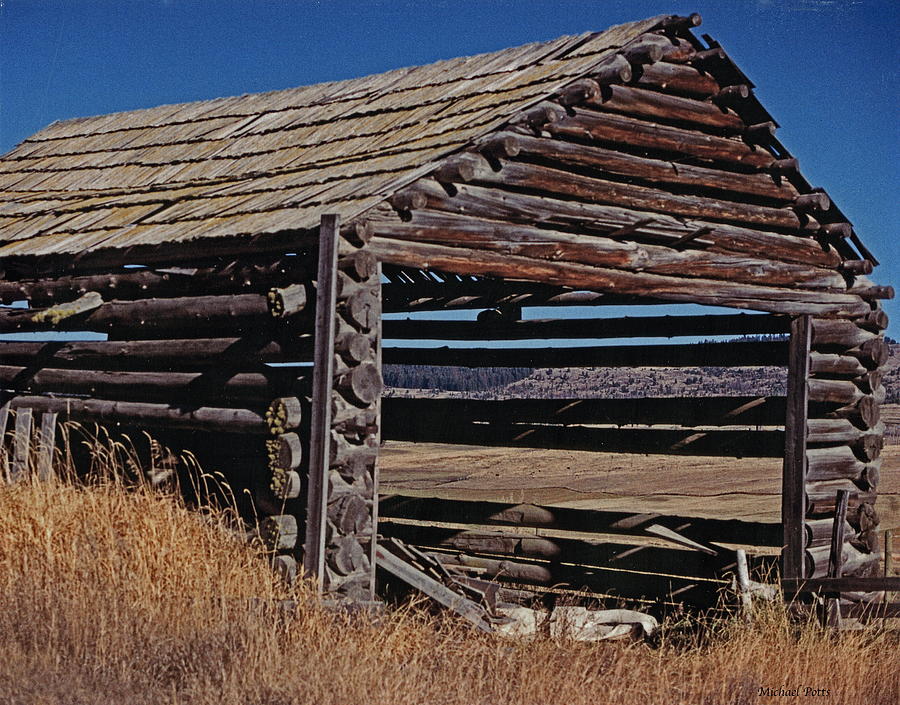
[
  {"left": 11, "top": 408, "right": 34, "bottom": 482},
  {"left": 782, "top": 315, "right": 811, "bottom": 584},
  {"left": 824, "top": 489, "right": 850, "bottom": 627},
  {"left": 369, "top": 262, "right": 383, "bottom": 600},
  {"left": 304, "top": 214, "right": 341, "bottom": 589},
  {"left": 0, "top": 401, "right": 10, "bottom": 482},
  {"left": 36, "top": 412, "right": 58, "bottom": 481},
  {"left": 735, "top": 549, "right": 753, "bottom": 622},
  {"left": 885, "top": 530, "right": 894, "bottom": 613}
]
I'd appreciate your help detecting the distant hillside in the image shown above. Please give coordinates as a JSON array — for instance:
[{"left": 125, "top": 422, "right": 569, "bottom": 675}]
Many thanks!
[{"left": 385, "top": 342, "right": 898, "bottom": 402}]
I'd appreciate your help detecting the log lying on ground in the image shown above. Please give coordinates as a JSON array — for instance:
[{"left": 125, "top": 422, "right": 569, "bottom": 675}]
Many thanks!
[
  {"left": 381, "top": 417, "right": 785, "bottom": 457},
  {"left": 0, "top": 294, "right": 311, "bottom": 335},
  {"left": 384, "top": 312, "right": 790, "bottom": 341},
  {"left": 383, "top": 395, "right": 786, "bottom": 428},
  {"left": 0, "top": 336, "right": 314, "bottom": 370},
  {"left": 371, "top": 210, "right": 846, "bottom": 291},
  {"left": 378, "top": 495, "right": 783, "bottom": 547},
  {"left": 380, "top": 524, "right": 730, "bottom": 579},
  {"left": 0, "top": 365, "right": 309, "bottom": 404},
  {"left": 547, "top": 108, "right": 774, "bottom": 168},
  {"left": 386, "top": 181, "right": 842, "bottom": 269},
  {"left": 486, "top": 131, "right": 796, "bottom": 201},
  {"left": 0, "top": 258, "right": 310, "bottom": 305},
  {"left": 4, "top": 395, "right": 268, "bottom": 433},
  {"left": 384, "top": 339, "right": 787, "bottom": 367},
  {"left": 371, "top": 238, "right": 867, "bottom": 317},
  {"left": 427, "top": 548, "right": 722, "bottom": 602}
]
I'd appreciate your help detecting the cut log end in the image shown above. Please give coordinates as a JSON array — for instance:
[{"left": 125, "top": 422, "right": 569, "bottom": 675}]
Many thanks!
[
  {"left": 592, "top": 55, "right": 633, "bottom": 85},
  {"left": 267, "top": 283, "right": 307, "bottom": 318},
  {"left": 336, "top": 362, "right": 383, "bottom": 407},
  {"left": 265, "top": 397, "right": 304, "bottom": 435}
]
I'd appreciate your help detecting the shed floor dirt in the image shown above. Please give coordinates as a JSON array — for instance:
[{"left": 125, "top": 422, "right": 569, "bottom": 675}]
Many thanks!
[{"left": 379, "top": 443, "right": 900, "bottom": 529}]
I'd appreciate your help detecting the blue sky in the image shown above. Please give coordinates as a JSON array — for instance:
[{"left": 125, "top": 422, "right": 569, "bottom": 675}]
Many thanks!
[{"left": 1, "top": 0, "right": 897, "bottom": 334}]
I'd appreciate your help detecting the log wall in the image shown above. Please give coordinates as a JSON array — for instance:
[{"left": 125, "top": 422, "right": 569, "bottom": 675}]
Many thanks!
[{"left": 0, "top": 222, "right": 383, "bottom": 603}]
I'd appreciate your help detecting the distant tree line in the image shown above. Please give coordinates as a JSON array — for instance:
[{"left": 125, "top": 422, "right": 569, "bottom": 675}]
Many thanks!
[{"left": 383, "top": 365, "right": 533, "bottom": 392}]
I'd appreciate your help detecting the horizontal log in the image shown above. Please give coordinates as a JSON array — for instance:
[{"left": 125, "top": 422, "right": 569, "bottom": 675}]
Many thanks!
[
  {"left": 381, "top": 279, "right": 653, "bottom": 312},
  {"left": 854, "top": 309, "right": 889, "bottom": 332},
  {"left": 808, "top": 378, "right": 871, "bottom": 406},
  {"left": 805, "top": 544, "right": 874, "bottom": 579},
  {"left": 265, "top": 397, "right": 305, "bottom": 435},
  {"left": 381, "top": 417, "right": 785, "bottom": 457},
  {"left": 811, "top": 395, "right": 880, "bottom": 430},
  {"left": 804, "top": 518, "right": 855, "bottom": 549},
  {"left": 807, "top": 420, "right": 885, "bottom": 460},
  {"left": 840, "top": 602, "right": 900, "bottom": 621},
  {"left": 806, "top": 446, "right": 880, "bottom": 487},
  {"left": 4, "top": 395, "right": 267, "bottom": 434},
  {"left": 427, "top": 549, "right": 721, "bottom": 601},
  {"left": 0, "top": 293, "right": 309, "bottom": 336},
  {"left": 555, "top": 78, "right": 602, "bottom": 107},
  {"left": 371, "top": 237, "right": 866, "bottom": 317},
  {"left": 811, "top": 319, "right": 877, "bottom": 349},
  {"left": 390, "top": 181, "right": 841, "bottom": 268},
  {"left": 590, "top": 54, "right": 633, "bottom": 85},
  {"left": 335, "top": 362, "right": 383, "bottom": 406},
  {"left": 586, "top": 83, "right": 745, "bottom": 132},
  {"left": 470, "top": 158, "right": 802, "bottom": 230},
  {"left": 0, "top": 365, "right": 308, "bottom": 404},
  {"left": 783, "top": 576, "right": 900, "bottom": 593},
  {"left": 489, "top": 131, "right": 796, "bottom": 201},
  {"left": 378, "top": 496, "right": 783, "bottom": 547},
  {"left": 0, "top": 337, "right": 313, "bottom": 370},
  {"left": 548, "top": 108, "right": 774, "bottom": 168},
  {"left": 844, "top": 339, "right": 890, "bottom": 368},
  {"left": 384, "top": 312, "right": 790, "bottom": 341},
  {"left": 383, "top": 395, "right": 786, "bottom": 427},
  {"left": 805, "top": 481, "right": 876, "bottom": 516},
  {"left": 260, "top": 515, "right": 298, "bottom": 551},
  {"left": 370, "top": 210, "right": 845, "bottom": 291},
  {"left": 619, "top": 35, "right": 667, "bottom": 64},
  {"left": 0, "top": 258, "right": 310, "bottom": 305},
  {"left": 631, "top": 61, "right": 721, "bottom": 98},
  {"left": 383, "top": 340, "right": 787, "bottom": 368},
  {"left": 712, "top": 84, "right": 751, "bottom": 108},
  {"left": 809, "top": 352, "right": 868, "bottom": 377}
]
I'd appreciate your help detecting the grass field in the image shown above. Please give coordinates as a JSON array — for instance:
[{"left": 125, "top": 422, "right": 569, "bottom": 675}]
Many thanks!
[{"left": 1, "top": 474, "right": 898, "bottom": 705}]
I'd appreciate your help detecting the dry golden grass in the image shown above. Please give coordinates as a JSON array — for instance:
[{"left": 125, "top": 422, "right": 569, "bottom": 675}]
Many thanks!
[{"left": 0, "top": 438, "right": 897, "bottom": 704}]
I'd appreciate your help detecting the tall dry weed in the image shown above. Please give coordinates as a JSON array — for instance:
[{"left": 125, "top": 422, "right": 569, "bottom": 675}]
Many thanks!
[{"left": 0, "top": 427, "right": 896, "bottom": 704}]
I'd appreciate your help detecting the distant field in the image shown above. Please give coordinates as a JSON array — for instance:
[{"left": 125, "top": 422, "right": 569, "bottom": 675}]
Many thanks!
[{"left": 380, "top": 442, "right": 900, "bottom": 531}]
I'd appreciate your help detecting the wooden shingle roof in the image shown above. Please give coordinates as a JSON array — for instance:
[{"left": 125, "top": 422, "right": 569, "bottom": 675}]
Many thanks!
[{"left": 0, "top": 15, "right": 668, "bottom": 260}]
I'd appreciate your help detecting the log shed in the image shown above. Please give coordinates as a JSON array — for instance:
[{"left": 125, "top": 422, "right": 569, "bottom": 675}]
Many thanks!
[{"left": 0, "top": 13, "right": 893, "bottom": 613}]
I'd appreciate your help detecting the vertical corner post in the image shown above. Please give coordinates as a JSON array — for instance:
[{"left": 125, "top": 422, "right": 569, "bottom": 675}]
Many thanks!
[
  {"left": 303, "top": 214, "right": 341, "bottom": 588},
  {"left": 304, "top": 214, "right": 382, "bottom": 601},
  {"left": 782, "top": 314, "right": 811, "bottom": 585}
]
